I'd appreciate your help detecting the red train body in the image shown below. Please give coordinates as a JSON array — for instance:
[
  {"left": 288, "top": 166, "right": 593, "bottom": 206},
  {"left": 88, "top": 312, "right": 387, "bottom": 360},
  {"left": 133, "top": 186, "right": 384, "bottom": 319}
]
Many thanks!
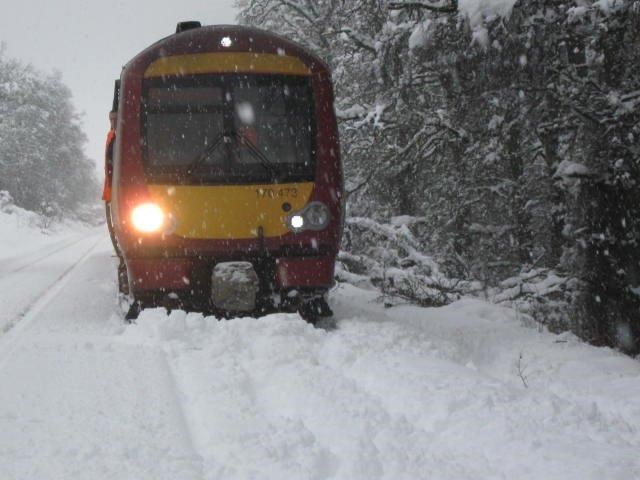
[{"left": 106, "top": 23, "right": 343, "bottom": 320}]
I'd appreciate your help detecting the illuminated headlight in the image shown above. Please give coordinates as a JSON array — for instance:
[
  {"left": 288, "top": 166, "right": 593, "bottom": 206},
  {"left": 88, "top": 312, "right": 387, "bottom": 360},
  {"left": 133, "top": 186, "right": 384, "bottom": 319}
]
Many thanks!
[
  {"left": 290, "top": 215, "right": 305, "bottom": 229},
  {"left": 287, "top": 202, "right": 331, "bottom": 232},
  {"left": 131, "top": 203, "right": 165, "bottom": 233}
]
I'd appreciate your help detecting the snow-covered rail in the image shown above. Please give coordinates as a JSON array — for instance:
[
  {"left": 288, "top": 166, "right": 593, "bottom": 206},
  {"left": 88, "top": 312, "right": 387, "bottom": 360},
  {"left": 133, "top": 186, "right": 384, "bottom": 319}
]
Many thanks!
[
  {"left": 0, "top": 231, "right": 103, "bottom": 337},
  {"left": 0, "top": 240, "right": 205, "bottom": 480},
  {"left": 0, "top": 234, "right": 92, "bottom": 278}
]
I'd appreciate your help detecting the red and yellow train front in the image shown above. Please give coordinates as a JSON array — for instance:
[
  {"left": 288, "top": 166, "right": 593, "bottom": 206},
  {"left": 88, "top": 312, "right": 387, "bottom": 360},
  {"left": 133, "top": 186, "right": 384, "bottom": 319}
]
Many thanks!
[{"left": 111, "top": 27, "right": 343, "bottom": 312}]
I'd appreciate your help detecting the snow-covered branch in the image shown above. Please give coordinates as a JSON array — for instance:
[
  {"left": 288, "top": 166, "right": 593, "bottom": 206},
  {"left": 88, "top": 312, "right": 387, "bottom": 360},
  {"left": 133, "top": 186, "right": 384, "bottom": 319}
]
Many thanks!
[{"left": 388, "top": 0, "right": 458, "bottom": 13}]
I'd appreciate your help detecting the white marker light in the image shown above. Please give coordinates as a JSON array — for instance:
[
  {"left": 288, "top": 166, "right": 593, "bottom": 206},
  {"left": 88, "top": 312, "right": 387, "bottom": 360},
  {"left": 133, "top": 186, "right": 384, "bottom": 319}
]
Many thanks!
[
  {"left": 220, "top": 36, "right": 233, "bottom": 48},
  {"left": 290, "top": 215, "right": 304, "bottom": 230},
  {"left": 287, "top": 203, "right": 331, "bottom": 233},
  {"left": 131, "top": 203, "right": 165, "bottom": 233},
  {"left": 305, "top": 203, "right": 330, "bottom": 228}
]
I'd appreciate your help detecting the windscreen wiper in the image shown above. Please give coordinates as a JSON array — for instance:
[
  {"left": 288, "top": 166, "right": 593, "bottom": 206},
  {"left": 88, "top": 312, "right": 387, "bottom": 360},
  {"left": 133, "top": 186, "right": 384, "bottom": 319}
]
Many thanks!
[
  {"left": 186, "top": 132, "right": 227, "bottom": 175},
  {"left": 187, "top": 130, "right": 279, "bottom": 180},
  {"left": 232, "top": 130, "right": 279, "bottom": 180}
]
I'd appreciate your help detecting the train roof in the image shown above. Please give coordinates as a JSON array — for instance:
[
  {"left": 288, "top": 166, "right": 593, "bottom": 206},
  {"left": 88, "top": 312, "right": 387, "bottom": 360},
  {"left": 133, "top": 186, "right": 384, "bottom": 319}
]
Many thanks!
[{"left": 122, "top": 24, "right": 330, "bottom": 79}]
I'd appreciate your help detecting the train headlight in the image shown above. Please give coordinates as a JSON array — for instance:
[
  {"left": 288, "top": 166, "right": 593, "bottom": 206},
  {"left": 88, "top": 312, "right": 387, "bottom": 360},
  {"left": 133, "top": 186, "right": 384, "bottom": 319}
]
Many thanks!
[
  {"left": 131, "top": 203, "right": 165, "bottom": 233},
  {"left": 290, "top": 215, "right": 305, "bottom": 230},
  {"left": 287, "top": 202, "right": 330, "bottom": 232}
]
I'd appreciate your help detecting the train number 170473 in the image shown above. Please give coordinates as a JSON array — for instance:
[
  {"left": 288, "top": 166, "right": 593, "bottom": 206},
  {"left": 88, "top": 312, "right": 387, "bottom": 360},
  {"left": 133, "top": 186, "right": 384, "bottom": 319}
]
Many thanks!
[{"left": 256, "top": 187, "right": 298, "bottom": 199}]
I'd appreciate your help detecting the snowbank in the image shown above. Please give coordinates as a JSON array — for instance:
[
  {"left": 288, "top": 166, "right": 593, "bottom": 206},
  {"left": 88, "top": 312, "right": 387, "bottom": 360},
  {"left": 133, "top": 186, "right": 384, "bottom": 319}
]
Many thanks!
[
  {"left": 0, "top": 192, "right": 97, "bottom": 261},
  {"left": 0, "top": 197, "right": 51, "bottom": 261}
]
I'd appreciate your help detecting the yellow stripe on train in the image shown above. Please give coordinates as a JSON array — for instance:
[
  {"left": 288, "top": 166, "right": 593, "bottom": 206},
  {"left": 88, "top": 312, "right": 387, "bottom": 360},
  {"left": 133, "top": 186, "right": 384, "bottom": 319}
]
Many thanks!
[
  {"left": 144, "top": 53, "right": 311, "bottom": 78},
  {"left": 148, "top": 182, "right": 314, "bottom": 239}
]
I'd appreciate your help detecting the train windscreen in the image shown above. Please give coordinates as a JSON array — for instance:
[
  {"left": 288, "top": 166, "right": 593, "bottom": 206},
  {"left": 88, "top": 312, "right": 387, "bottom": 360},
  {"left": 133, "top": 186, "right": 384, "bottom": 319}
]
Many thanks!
[{"left": 141, "top": 75, "right": 315, "bottom": 184}]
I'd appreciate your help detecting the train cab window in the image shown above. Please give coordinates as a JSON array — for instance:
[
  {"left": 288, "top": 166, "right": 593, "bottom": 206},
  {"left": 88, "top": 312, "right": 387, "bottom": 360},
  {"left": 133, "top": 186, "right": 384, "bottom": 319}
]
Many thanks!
[
  {"left": 141, "top": 75, "right": 315, "bottom": 184},
  {"left": 232, "top": 83, "right": 312, "bottom": 170},
  {"left": 144, "top": 87, "right": 224, "bottom": 167}
]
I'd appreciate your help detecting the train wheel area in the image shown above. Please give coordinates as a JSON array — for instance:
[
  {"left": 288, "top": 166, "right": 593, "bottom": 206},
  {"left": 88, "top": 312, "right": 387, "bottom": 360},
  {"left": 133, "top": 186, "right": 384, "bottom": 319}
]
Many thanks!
[
  {"left": 120, "top": 286, "right": 335, "bottom": 327},
  {"left": 119, "top": 252, "right": 336, "bottom": 324}
]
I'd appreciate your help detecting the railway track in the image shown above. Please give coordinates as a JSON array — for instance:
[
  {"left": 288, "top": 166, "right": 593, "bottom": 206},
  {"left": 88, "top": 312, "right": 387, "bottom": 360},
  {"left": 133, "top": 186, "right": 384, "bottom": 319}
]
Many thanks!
[
  {"left": 0, "top": 233, "right": 205, "bottom": 480},
  {"left": 0, "top": 233, "right": 103, "bottom": 351},
  {"left": 0, "top": 234, "right": 91, "bottom": 278}
]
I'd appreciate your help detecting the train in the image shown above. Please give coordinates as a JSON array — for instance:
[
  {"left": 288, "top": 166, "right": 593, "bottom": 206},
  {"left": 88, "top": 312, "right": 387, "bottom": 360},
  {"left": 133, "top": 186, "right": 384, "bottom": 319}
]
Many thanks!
[{"left": 103, "top": 22, "right": 343, "bottom": 322}]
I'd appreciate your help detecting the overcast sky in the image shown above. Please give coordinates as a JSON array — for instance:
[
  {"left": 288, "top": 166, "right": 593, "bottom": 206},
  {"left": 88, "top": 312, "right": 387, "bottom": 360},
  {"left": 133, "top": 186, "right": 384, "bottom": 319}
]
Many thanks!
[{"left": 0, "top": 0, "right": 239, "bottom": 176}]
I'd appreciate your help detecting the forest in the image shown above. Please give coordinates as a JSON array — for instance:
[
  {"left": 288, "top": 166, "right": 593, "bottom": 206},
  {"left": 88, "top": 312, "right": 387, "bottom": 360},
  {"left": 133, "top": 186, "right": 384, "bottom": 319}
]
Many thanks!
[
  {"left": 0, "top": 46, "right": 98, "bottom": 223},
  {"left": 237, "top": 0, "right": 640, "bottom": 353}
]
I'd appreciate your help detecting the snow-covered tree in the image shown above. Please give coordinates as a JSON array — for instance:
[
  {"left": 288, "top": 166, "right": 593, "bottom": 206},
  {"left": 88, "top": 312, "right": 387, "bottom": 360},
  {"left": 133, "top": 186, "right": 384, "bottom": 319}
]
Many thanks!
[
  {"left": 0, "top": 48, "right": 98, "bottom": 219},
  {"left": 237, "top": 0, "right": 640, "bottom": 353}
]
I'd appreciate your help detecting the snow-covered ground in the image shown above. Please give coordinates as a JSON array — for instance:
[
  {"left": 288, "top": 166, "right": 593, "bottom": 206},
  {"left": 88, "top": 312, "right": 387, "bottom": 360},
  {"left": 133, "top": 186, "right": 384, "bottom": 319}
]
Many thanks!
[
  {"left": 0, "top": 223, "right": 639, "bottom": 479},
  {"left": 0, "top": 206, "right": 102, "bottom": 335},
  {"left": 0, "top": 201, "right": 75, "bottom": 262}
]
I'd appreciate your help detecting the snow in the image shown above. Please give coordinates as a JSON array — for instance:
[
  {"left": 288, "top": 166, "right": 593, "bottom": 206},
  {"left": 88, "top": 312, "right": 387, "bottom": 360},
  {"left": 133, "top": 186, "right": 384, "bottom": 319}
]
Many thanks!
[
  {"left": 567, "top": 6, "right": 589, "bottom": 23},
  {"left": 470, "top": 27, "right": 490, "bottom": 48},
  {"left": 335, "top": 104, "right": 366, "bottom": 120},
  {"left": 0, "top": 193, "right": 97, "bottom": 262},
  {"left": 212, "top": 261, "right": 255, "bottom": 283},
  {"left": 0, "top": 197, "right": 51, "bottom": 261},
  {"left": 408, "top": 20, "right": 433, "bottom": 51},
  {"left": 488, "top": 113, "right": 504, "bottom": 130},
  {"left": 594, "top": 0, "right": 626, "bottom": 14},
  {"left": 554, "top": 159, "right": 592, "bottom": 178},
  {"left": 121, "top": 287, "right": 640, "bottom": 480},
  {"left": 0, "top": 227, "right": 639, "bottom": 479},
  {"left": 389, "top": 215, "right": 418, "bottom": 226},
  {"left": 458, "top": 0, "right": 518, "bottom": 47},
  {"left": 459, "top": 0, "right": 518, "bottom": 25},
  {"left": 0, "top": 207, "right": 103, "bottom": 334},
  {"left": 236, "top": 101, "right": 256, "bottom": 125}
]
